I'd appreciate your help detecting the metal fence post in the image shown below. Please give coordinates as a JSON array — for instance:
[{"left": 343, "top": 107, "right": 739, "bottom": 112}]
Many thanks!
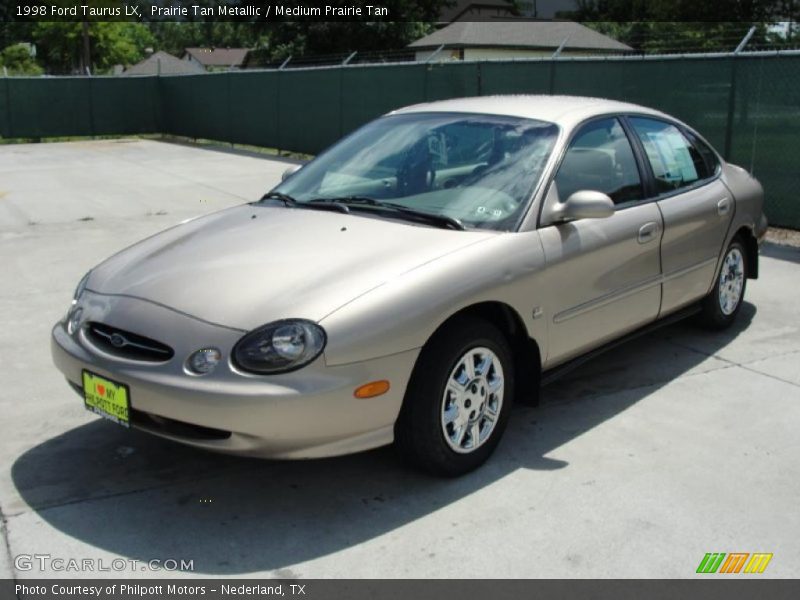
[
  {"left": 87, "top": 75, "right": 96, "bottom": 137},
  {"left": 2, "top": 76, "right": 11, "bottom": 138},
  {"left": 275, "top": 68, "right": 282, "bottom": 154}
]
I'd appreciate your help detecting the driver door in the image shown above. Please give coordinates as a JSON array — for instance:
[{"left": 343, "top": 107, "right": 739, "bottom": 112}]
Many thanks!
[{"left": 538, "top": 117, "right": 663, "bottom": 366}]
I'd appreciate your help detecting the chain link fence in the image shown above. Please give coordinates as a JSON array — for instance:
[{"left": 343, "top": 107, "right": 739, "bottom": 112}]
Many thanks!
[{"left": 1, "top": 51, "right": 798, "bottom": 228}]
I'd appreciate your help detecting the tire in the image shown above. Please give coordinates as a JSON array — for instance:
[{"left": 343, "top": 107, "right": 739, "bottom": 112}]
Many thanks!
[
  {"left": 395, "top": 316, "right": 515, "bottom": 476},
  {"left": 698, "top": 238, "right": 748, "bottom": 330}
]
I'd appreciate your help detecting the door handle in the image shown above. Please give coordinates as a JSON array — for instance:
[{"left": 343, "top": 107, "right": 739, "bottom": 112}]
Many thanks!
[
  {"left": 717, "top": 197, "right": 732, "bottom": 216},
  {"left": 638, "top": 221, "right": 658, "bottom": 244}
]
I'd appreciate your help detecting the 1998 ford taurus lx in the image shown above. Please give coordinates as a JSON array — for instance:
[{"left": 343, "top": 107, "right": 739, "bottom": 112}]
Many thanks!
[{"left": 52, "top": 96, "right": 767, "bottom": 475}]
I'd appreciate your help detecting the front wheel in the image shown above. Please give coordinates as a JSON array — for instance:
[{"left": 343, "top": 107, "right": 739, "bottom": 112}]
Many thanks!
[
  {"left": 698, "top": 238, "right": 748, "bottom": 329},
  {"left": 395, "top": 317, "right": 514, "bottom": 476}
]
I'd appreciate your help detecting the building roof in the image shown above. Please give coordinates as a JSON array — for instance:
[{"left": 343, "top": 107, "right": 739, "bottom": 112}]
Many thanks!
[
  {"left": 122, "top": 51, "right": 205, "bottom": 76},
  {"left": 183, "top": 47, "right": 249, "bottom": 67},
  {"left": 391, "top": 95, "right": 667, "bottom": 129},
  {"left": 409, "top": 21, "right": 632, "bottom": 52}
]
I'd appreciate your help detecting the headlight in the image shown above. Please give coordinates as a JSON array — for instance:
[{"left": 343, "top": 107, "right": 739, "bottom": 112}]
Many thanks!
[
  {"left": 233, "top": 319, "right": 326, "bottom": 374},
  {"left": 67, "top": 306, "right": 83, "bottom": 335},
  {"left": 65, "top": 271, "right": 90, "bottom": 333},
  {"left": 73, "top": 271, "right": 90, "bottom": 303}
]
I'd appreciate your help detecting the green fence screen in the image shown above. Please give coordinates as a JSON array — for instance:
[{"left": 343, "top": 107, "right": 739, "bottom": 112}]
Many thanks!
[{"left": 1, "top": 54, "right": 798, "bottom": 227}]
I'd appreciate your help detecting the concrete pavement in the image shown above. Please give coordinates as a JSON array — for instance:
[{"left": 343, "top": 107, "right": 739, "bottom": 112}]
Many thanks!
[{"left": 1, "top": 139, "right": 798, "bottom": 579}]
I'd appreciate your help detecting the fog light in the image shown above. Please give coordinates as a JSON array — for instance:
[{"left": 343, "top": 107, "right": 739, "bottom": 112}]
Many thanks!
[
  {"left": 67, "top": 307, "right": 83, "bottom": 335},
  {"left": 188, "top": 348, "right": 221, "bottom": 375}
]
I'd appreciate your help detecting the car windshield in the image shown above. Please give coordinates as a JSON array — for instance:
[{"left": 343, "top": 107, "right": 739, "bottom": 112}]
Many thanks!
[{"left": 270, "top": 112, "right": 559, "bottom": 231}]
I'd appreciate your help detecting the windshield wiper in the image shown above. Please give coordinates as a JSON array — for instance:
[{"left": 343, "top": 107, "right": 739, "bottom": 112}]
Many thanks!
[
  {"left": 380, "top": 201, "right": 465, "bottom": 231},
  {"left": 260, "top": 191, "right": 298, "bottom": 206},
  {"left": 259, "top": 192, "right": 349, "bottom": 214},
  {"left": 305, "top": 199, "right": 350, "bottom": 214},
  {"left": 310, "top": 196, "right": 465, "bottom": 231}
]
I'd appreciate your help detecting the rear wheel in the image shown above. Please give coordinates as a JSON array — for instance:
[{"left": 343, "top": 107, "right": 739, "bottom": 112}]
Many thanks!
[
  {"left": 395, "top": 317, "right": 514, "bottom": 476},
  {"left": 698, "top": 238, "right": 747, "bottom": 329}
]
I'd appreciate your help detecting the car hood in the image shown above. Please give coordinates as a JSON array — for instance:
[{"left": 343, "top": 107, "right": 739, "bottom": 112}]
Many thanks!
[{"left": 88, "top": 205, "right": 494, "bottom": 331}]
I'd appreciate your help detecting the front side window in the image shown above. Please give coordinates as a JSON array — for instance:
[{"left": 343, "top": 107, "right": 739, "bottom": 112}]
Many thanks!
[
  {"left": 554, "top": 117, "right": 644, "bottom": 205},
  {"left": 629, "top": 117, "right": 714, "bottom": 194},
  {"left": 273, "top": 112, "right": 559, "bottom": 231}
]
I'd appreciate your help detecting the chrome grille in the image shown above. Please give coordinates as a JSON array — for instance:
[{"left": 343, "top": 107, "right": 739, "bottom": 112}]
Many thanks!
[{"left": 86, "top": 322, "right": 174, "bottom": 362}]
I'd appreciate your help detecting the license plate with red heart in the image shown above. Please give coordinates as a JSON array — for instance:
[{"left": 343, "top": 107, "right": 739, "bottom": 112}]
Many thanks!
[{"left": 82, "top": 370, "right": 130, "bottom": 428}]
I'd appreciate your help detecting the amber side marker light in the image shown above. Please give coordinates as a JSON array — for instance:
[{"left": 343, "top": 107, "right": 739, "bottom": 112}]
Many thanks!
[{"left": 354, "top": 380, "right": 391, "bottom": 398}]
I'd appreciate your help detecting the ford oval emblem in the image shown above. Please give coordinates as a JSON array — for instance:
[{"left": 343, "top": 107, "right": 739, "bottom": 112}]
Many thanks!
[{"left": 110, "top": 333, "right": 127, "bottom": 348}]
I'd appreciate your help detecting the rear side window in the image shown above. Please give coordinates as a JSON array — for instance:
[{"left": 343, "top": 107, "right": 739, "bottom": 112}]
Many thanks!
[
  {"left": 629, "top": 117, "right": 714, "bottom": 193},
  {"left": 685, "top": 131, "right": 721, "bottom": 176},
  {"left": 554, "top": 117, "right": 644, "bottom": 205}
]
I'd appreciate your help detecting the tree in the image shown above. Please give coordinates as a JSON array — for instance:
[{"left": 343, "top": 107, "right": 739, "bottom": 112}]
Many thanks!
[
  {"left": 237, "top": 0, "right": 447, "bottom": 62},
  {"left": 148, "top": 22, "right": 267, "bottom": 57},
  {"left": 32, "top": 22, "right": 154, "bottom": 74},
  {"left": 564, "top": 0, "right": 795, "bottom": 53},
  {"left": 0, "top": 22, "right": 35, "bottom": 53},
  {"left": 261, "top": 21, "right": 436, "bottom": 61},
  {"left": 0, "top": 43, "right": 43, "bottom": 75}
]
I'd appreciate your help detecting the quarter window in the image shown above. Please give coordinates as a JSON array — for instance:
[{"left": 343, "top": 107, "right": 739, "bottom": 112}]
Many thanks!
[
  {"left": 554, "top": 118, "right": 644, "bottom": 205},
  {"left": 629, "top": 117, "right": 714, "bottom": 193},
  {"left": 685, "top": 131, "right": 721, "bottom": 177}
]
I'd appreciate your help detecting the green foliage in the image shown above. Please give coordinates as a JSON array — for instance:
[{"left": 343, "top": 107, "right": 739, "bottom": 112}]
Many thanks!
[
  {"left": 263, "top": 21, "right": 436, "bottom": 61},
  {"left": 0, "top": 22, "right": 35, "bottom": 52},
  {"left": 148, "top": 22, "right": 267, "bottom": 57},
  {"left": 566, "top": 0, "right": 786, "bottom": 21},
  {"left": 0, "top": 43, "right": 43, "bottom": 75},
  {"left": 32, "top": 22, "right": 155, "bottom": 74},
  {"left": 146, "top": 1, "right": 448, "bottom": 60},
  {"left": 584, "top": 21, "right": 769, "bottom": 53},
  {"left": 567, "top": 0, "right": 796, "bottom": 53},
  {"left": 93, "top": 23, "right": 155, "bottom": 70},
  {"left": 5, "top": 1, "right": 450, "bottom": 72}
]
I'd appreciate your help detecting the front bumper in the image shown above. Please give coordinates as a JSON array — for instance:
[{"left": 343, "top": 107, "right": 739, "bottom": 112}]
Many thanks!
[{"left": 51, "top": 293, "right": 419, "bottom": 459}]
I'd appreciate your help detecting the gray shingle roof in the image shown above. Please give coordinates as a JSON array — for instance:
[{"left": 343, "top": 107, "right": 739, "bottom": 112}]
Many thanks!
[
  {"left": 409, "top": 21, "right": 632, "bottom": 52},
  {"left": 183, "top": 47, "right": 250, "bottom": 67},
  {"left": 122, "top": 51, "right": 205, "bottom": 76}
]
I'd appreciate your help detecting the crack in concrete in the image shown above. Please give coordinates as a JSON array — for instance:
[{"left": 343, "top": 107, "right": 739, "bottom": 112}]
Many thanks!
[
  {"left": 542, "top": 360, "right": 738, "bottom": 407},
  {"left": 86, "top": 141, "right": 254, "bottom": 203},
  {"left": 738, "top": 364, "right": 800, "bottom": 389},
  {"left": 664, "top": 339, "right": 800, "bottom": 389},
  {"left": 744, "top": 347, "right": 800, "bottom": 366}
]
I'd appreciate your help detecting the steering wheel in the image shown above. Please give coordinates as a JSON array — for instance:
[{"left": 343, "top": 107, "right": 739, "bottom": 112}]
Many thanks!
[{"left": 397, "top": 155, "right": 435, "bottom": 196}]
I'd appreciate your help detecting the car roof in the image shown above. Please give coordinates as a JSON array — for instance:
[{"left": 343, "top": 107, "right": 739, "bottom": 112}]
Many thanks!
[{"left": 390, "top": 95, "right": 670, "bottom": 129}]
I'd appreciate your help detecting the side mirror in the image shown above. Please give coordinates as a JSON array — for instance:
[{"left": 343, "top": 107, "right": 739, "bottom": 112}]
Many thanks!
[
  {"left": 551, "top": 190, "right": 615, "bottom": 223},
  {"left": 281, "top": 164, "right": 302, "bottom": 181}
]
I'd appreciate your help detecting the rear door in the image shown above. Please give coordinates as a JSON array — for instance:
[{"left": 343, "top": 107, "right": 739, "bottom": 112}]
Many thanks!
[{"left": 626, "top": 117, "right": 733, "bottom": 315}]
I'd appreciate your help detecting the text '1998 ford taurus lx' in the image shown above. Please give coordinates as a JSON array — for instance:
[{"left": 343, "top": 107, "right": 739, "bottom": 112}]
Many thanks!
[{"left": 52, "top": 96, "right": 767, "bottom": 476}]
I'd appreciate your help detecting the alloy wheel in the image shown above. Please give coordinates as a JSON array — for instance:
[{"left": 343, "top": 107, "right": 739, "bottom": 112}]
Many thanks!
[
  {"left": 718, "top": 247, "right": 745, "bottom": 316},
  {"left": 441, "top": 347, "right": 504, "bottom": 454}
]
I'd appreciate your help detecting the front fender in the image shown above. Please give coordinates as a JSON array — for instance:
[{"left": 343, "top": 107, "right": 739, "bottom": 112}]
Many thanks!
[{"left": 320, "top": 231, "right": 548, "bottom": 366}]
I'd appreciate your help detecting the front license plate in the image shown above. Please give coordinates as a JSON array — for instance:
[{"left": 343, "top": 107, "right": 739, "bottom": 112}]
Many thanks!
[{"left": 82, "top": 370, "right": 130, "bottom": 428}]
